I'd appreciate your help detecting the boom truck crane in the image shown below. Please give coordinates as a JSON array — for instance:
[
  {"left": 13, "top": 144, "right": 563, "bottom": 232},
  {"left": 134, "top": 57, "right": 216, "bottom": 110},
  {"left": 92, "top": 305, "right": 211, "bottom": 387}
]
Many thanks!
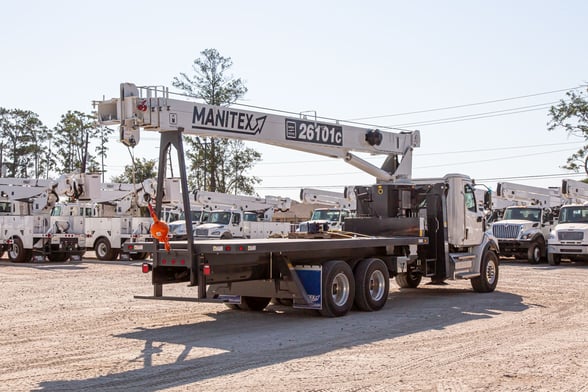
[
  {"left": 96, "top": 83, "right": 499, "bottom": 317},
  {"left": 547, "top": 179, "right": 588, "bottom": 265},
  {"left": 298, "top": 187, "right": 356, "bottom": 233},
  {"left": 193, "top": 190, "right": 292, "bottom": 239},
  {"left": 0, "top": 175, "right": 87, "bottom": 262},
  {"left": 80, "top": 177, "right": 158, "bottom": 260},
  {"left": 490, "top": 182, "right": 563, "bottom": 264}
]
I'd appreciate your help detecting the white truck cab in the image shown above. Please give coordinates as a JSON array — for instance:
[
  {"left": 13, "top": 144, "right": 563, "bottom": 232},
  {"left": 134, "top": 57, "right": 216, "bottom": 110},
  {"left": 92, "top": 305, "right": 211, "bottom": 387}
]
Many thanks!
[
  {"left": 548, "top": 204, "right": 588, "bottom": 264},
  {"left": 491, "top": 205, "right": 555, "bottom": 263},
  {"left": 297, "top": 207, "right": 352, "bottom": 233},
  {"left": 195, "top": 209, "right": 290, "bottom": 239}
]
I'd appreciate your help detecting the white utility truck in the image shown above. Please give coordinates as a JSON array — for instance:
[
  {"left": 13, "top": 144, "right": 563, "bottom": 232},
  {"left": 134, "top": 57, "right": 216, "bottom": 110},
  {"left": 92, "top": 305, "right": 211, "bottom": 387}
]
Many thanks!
[
  {"left": 0, "top": 175, "right": 87, "bottom": 262},
  {"left": 298, "top": 187, "right": 356, "bottom": 233},
  {"left": 97, "top": 83, "right": 499, "bottom": 317},
  {"left": 547, "top": 179, "right": 588, "bottom": 265},
  {"left": 490, "top": 182, "right": 562, "bottom": 263},
  {"left": 193, "top": 191, "right": 292, "bottom": 239}
]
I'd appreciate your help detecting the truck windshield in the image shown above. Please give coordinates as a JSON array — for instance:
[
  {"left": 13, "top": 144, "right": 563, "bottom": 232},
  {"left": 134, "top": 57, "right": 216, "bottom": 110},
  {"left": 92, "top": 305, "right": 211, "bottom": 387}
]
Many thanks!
[
  {"left": 311, "top": 209, "right": 341, "bottom": 222},
  {"left": 503, "top": 208, "right": 541, "bottom": 222},
  {"left": 209, "top": 211, "right": 231, "bottom": 225},
  {"left": 559, "top": 206, "right": 588, "bottom": 223}
]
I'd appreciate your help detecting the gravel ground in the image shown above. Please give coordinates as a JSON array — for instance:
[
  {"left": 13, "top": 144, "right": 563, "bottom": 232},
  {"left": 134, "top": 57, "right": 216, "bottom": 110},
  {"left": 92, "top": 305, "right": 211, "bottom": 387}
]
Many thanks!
[{"left": 0, "top": 256, "right": 587, "bottom": 392}]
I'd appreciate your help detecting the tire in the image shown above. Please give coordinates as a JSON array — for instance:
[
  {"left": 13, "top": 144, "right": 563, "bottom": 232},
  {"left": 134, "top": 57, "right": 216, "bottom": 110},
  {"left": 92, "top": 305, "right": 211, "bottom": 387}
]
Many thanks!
[
  {"left": 220, "top": 233, "right": 233, "bottom": 239},
  {"left": 8, "top": 237, "right": 32, "bottom": 263},
  {"left": 548, "top": 253, "right": 561, "bottom": 266},
  {"left": 471, "top": 250, "right": 499, "bottom": 292},
  {"left": 527, "top": 240, "right": 542, "bottom": 264},
  {"left": 395, "top": 269, "right": 422, "bottom": 289},
  {"left": 354, "top": 258, "right": 390, "bottom": 311},
  {"left": 48, "top": 253, "right": 69, "bottom": 262},
  {"left": 130, "top": 252, "right": 148, "bottom": 260},
  {"left": 94, "top": 238, "right": 118, "bottom": 261},
  {"left": 239, "top": 296, "right": 271, "bottom": 311},
  {"left": 319, "top": 260, "right": 355, "bottom": 317}
]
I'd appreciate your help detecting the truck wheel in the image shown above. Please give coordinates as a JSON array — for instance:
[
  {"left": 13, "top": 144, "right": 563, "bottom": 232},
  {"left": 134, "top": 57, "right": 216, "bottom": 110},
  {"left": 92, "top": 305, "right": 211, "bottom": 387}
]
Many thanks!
[
  {"left": 527, "top": 241, "right": 542, "bottom": 264},
  {"left": 130, "top": 252, "right": 148, "bottom": 260},
  {"left": 239, "top": 296, "right": 271, "bottom": 311},
  {"left": 395, "top": 269, "right": 422, "bottom": 288},
  {"left": 548, "top": 253, "right": 561, "bottom": 266},
  {"left": 8, "top": 237, "right": 32, "bottom": 263},
  {"left": 471, "top": 250, "right": 499, "bottom": 292},
  {"left": 220, "top": 233, "right": 232, "bottom": 239},
  {"left": 319, "top": 260, "right": 355, "bottom": 317},
  {"left": 48, "top": 253, "right": 69, "bottom": 262},
  {"left": 354, "top": 258, "right": 389, "bottom": 311},
  {"left": 95, "top": 238, "right": 118, "bottom": 260}
]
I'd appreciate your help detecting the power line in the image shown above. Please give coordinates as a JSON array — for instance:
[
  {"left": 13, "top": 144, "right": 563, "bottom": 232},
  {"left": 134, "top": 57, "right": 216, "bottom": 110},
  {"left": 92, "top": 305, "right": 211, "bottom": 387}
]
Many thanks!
[
  {"left": 255, "top": 147, "right": 576, "bottom": 178},
  {"left": 253, "top": 141, "right": 584, "bottom": 166},
  {"left": 415, "top": 148, "right": 574, "bottom": 169},
  {"left": 388, "top": 103, "right": 556, "bottom": 128},
  {"left": 350, "top": 85, "right": 585, "bottom": 121},
  {"left": 254, "top": 172, "right": 587, "bottom": 191}
]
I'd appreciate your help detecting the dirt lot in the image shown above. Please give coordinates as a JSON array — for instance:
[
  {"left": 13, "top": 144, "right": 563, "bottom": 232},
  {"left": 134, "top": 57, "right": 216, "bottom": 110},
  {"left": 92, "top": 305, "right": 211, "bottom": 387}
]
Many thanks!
[{"left": 0, "top": 256, "right": 587, "bottom": 392}]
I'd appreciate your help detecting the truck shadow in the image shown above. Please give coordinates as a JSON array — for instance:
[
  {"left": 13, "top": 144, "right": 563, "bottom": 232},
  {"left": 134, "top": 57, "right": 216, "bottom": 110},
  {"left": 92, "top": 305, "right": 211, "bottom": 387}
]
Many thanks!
[
  {"left": 0, "top": 261, "right": 88, "bottom": 271},
  {"left": 35, "top": 288, "right": 527, "bottom": 391}
]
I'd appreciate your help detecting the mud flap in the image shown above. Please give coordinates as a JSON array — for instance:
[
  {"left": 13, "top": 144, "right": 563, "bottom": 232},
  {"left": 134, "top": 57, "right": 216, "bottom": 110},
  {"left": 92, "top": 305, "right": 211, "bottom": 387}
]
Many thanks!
[{"left": 293, "top": 265, "right": 322, "bottom": 310}]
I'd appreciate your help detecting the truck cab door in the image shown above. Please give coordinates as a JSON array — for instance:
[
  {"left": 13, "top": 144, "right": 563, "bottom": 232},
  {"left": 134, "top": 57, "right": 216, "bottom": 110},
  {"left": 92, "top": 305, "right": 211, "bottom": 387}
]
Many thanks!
[
  {"left": 231, "top": 212, "right": 243, "bottom": 236},
  {"left": 463, "top": 183, "right": 484, "bottom": 246}
]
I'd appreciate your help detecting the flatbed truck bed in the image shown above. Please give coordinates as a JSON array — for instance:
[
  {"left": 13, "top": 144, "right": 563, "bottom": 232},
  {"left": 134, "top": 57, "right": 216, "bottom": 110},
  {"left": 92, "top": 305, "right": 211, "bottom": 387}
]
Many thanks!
[{"left": 129, "top": 233, "right": 429, "bottom": 317}]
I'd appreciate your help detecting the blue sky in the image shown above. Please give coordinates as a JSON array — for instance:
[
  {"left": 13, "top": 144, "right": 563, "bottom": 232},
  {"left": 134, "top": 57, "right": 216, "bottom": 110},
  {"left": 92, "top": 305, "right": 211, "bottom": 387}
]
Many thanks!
[{"left": 1, "top": 0, "right": 587, "bottom": 199}]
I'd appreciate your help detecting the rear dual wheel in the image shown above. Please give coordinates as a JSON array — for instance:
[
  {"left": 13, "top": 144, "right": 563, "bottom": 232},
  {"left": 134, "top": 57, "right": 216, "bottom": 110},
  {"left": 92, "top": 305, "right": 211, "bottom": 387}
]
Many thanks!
[
  {"left": 8, "top": 237, "right": 32, "bottom": 263},
  {"left": 354, "top": 258, "right": 390, "bottom": 312},
  {"left": 95, "top": 238, "right": 119, "bottom": 261},
  {"left": 320, "top": 260, "right": 355, "bottom": 317}
]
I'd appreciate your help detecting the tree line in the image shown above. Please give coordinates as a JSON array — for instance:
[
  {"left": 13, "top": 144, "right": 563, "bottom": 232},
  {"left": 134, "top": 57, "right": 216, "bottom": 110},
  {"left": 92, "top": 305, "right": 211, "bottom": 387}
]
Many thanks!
[{"left": 0, "top": 49, "right": 262, "bottom": 195}]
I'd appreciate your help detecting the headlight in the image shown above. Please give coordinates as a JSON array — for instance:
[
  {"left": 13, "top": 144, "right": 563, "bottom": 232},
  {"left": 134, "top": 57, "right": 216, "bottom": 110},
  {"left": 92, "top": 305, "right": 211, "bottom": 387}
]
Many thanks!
[{"left": 211, "top": 231, "right": 221, "bottom": 236}]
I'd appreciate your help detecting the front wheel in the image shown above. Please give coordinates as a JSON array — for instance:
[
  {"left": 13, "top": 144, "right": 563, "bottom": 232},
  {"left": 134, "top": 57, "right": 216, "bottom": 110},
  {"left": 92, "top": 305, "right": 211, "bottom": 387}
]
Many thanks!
[
  {"left": 319, "top": 260, "right": 355, "bottom": 317},
  {"left": 527, "top": 240, "right": 542, "bottom": 264},
  {"left": 548, "top": 253, "right": 561, "bottom": 266},
  {"left": 471, "top": 250, "right": 499, "bottom": 292},
  {"left": 395, "top": 269, "right": 422, "bottom": 288},
  {"left": 354, "top": 258, "right": 389, "bottom": 311}
]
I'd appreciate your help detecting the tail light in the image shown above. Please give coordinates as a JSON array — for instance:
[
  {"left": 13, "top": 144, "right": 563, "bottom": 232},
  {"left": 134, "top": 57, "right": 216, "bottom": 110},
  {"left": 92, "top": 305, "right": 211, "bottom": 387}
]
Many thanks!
[{"left": 141, "top": 263, "right": 152, "bottom": 273}]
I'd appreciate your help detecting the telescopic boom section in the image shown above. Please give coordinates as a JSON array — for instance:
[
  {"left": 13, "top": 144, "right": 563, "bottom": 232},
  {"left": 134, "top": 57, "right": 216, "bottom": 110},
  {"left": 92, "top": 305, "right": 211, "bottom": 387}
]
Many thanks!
[{"left": 97, "top": 83, "right": 420, "bottom": 182}]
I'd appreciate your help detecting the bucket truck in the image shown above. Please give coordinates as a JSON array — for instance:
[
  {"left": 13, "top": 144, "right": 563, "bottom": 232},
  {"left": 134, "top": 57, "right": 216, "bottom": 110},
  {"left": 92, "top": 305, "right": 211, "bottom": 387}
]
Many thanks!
[
  {"left": 490, "top": 182, "right": 562, "bottom": 264},
  {"left": 298, "top": 187, "right": 356, "bottom": 233},
  {"left": 96, "top": 82, "right": 499, "bottom": 318},
  {"left": 193, "top": 191, "right": 292, "bottom": 239},
  {"left": 81, "top": 177, "right": 158, "bottom": 260},
  {"left": 547, "top": 179, "right": 588, "bottom": 265},
  {"left": 0, "top": 175, "right": 86, "bottom": 262}
]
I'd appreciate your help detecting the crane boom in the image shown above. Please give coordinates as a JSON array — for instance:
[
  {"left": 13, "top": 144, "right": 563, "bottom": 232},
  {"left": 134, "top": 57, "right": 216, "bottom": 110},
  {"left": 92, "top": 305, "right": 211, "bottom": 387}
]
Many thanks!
[
  {"left": 496, "top": 182, "right": 563, "bottom": 208},
  {"left": 561, "top": 179, "right": 588, "bottom": 203},
  {"left": 97, "top": 83, "right": 420, "bottom": 182},
  {"left": 300, "top": 187, "right": 356, "bottom": 210}
]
